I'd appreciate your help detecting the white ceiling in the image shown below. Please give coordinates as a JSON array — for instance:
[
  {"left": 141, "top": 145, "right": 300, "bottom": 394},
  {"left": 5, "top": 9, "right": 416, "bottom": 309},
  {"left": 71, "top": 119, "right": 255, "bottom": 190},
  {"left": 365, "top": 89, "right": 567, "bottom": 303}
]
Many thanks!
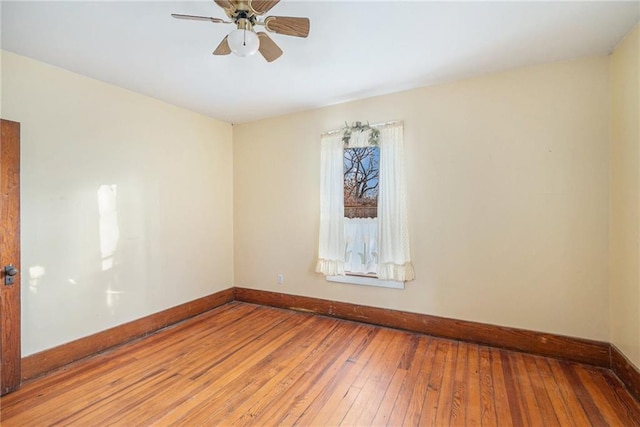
[{"left": 2, "top": 1, "right": 639, "bottom": 123}]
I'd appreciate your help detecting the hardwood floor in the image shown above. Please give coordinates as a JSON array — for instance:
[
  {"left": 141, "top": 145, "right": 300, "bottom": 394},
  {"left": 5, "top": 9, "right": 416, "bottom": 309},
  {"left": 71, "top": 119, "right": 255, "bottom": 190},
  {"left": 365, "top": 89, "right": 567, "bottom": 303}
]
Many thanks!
[{"left": 1, "top": 302, "right": 638, "bottom": 426}]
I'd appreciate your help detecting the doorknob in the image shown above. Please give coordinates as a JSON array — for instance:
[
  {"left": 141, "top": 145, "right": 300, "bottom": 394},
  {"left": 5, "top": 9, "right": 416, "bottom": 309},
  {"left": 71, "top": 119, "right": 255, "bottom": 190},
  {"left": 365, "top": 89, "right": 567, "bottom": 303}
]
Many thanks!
[{"left": 4, "top": 265, "right": 18, "bottom": 286}]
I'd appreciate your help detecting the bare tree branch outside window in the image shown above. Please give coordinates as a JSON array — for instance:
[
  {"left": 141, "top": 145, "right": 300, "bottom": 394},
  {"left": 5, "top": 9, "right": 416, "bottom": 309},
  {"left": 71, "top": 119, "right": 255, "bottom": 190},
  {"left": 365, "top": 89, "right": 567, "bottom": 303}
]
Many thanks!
[{"left": 344, "top": 147, "right": 379, "bottom": 218}]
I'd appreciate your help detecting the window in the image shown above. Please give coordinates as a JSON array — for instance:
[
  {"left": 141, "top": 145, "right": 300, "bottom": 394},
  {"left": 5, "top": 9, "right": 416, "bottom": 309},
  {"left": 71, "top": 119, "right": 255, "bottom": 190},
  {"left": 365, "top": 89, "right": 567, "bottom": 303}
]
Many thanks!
[
  {"left": 316, "top": 122, "right": 414, "bottom": 287},
  {"left": 343, "top": 147, "right": 379, "bottom": 276},
  {"left": 344, "top": 147, "right": 379, "bottom": 219}
]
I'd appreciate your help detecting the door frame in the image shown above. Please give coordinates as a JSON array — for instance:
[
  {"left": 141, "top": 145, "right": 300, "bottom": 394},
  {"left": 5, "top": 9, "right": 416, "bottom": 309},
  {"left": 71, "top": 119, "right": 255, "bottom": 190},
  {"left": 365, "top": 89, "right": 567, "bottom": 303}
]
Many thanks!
[{"left": 1, "top": 118, "right": 21, "bottom": 395}]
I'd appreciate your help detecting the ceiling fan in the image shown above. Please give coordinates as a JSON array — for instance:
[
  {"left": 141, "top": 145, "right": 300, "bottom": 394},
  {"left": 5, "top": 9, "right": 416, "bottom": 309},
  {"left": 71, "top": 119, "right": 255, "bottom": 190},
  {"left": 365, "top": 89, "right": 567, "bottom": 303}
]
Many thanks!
[{"left": 172, "top": 0, "right": 310, "bottom": 63}]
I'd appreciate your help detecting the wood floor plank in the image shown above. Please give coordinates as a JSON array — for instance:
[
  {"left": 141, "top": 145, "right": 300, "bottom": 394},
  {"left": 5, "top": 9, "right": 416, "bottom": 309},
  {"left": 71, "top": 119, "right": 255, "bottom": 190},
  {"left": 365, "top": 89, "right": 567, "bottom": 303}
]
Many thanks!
[
  {"left": 367, "top": 361, "right": 407, "bottom": 426},
  {"left": 313, "top": 328, "right": 398, "bottom": 426},
  {"left": 417, "top": 339, "right": 449, "bottom": 426},
  {"left": 511, "top": 352, "right": 544, "bottom": 425},
  {"left": 523, "top": 355, "right": 561, "bottom": 426},
  {"left": 116, "top": 313, "right": 326, "bottom": 425},
  {"left": 601, "top": 369, "right": 640, "bottom": 423},
  {"left": 226, "top": 319, "right": 364, "bottom": 425},
  {"left": 450, "top": 341, "right": 468, "bottom": 426},
  {"left": 547, "top": 358, "right": 593, "bottom": 426},
  {"left": 207, "top": 317, "right": 347, "bottom": 424},
  {"left": 1, "top": 302, "right": 639, "bottom": 427},
  {"left": 60, "top": 369, "right": 179, "bottom": 426},
  {"left": 291, "top": 327, "right": 380, "bottom": 426},
  {"left": 478, "top": 345, "right": 498, "bottom": 427},
  {"left": 575, "top": 364, "right": 637, "bottom": 426},
  {"left": 53, "top": 306, "right": 294, "bottom": 426},
  {"left": 385, "top": 337, "right": 432, "bottom": 426},
  {"left": 300, "top": 328, "right": 388, "bottom": 426},
  {"left": 489, "top": 347, "right": 514, "bottom": 426},
  {"left": 152, "top": 313, "right": 319, "bottom": 424},
  {"left": 433, "top": 340, "right": 459, "bottom": 426},
  {"left": 40, "top": 308, "right": 282, "bottom": 427},
  {"left": 346, "top": 333, "right": 413, "bottom": 426},
  {"left": 0, "top": 355, "right": 139, "bottom": 419},
  {"left": 261, "top": 324, "right": 373, "bottom": 425},
  {"left": 1, "top": 356, "right": 152, "bottom": 425},
  {"left": 502, "top": 351, "right": 529, "bottom": 426},
  {"left": 177, "top": 306, "right": 299, "bottom": 379},
  {"left": 559, "top": 360, "right": 609, "bottom": 426},
  {"left": 533, "top": 356, "right": 576, "bottom": 427},
  {"left": 464, "top": 344, "right": 481, "bottom": 426},
  {"left": 367, "top": 335, "right": 424, "bottom": 426}
]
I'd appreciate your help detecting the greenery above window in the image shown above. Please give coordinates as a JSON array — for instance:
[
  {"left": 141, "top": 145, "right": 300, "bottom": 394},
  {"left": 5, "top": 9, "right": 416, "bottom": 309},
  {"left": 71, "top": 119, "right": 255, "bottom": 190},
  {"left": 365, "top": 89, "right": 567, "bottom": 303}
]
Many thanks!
[{"left": 342, "top": 121, "right": 381, "bottom": 146}]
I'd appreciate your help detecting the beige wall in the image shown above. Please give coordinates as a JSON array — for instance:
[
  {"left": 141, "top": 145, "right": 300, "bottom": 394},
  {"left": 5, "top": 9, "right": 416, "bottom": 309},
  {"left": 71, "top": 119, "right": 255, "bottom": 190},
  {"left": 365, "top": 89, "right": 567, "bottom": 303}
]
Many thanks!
[
  {"left": 610, "top": 25, "right": 640, "bottom": 368},
  {"left": 1, "top": 51, "right": 234, "bottom": 356},
  {"left": 234, "top": 56, "right": 611, "bottom": 341},
  {"left": 2, "top": 45, "right": 626, "bottom": 357}
]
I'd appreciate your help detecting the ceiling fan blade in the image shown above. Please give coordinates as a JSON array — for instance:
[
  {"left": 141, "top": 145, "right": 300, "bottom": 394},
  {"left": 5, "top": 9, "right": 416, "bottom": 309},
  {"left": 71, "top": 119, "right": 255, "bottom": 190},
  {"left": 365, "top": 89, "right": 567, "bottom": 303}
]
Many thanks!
[
  {"left": 213, "top": 36, "right": 232, "bottom": 55},
  {"left": 264, "top": 16, "right": 310, "bottom": 38},
  {"left": 257, "top": 32, "right": 283, "bottom": 62},
  {"left": 214, "top": 0, "right": 234, "bottom": 10},
  {"left": 249, "top": 0, "right": 280, "bottom": 15},
  {"left": 171, "top": 14, "right": 227, "bottom": 24}
]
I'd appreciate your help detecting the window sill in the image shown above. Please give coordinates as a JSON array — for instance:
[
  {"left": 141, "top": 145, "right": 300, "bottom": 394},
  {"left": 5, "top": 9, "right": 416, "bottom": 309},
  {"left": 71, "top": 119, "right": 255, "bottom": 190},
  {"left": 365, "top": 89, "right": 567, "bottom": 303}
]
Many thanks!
[{"left": 326, "top": 274, "right": 404, "bottom": 289}]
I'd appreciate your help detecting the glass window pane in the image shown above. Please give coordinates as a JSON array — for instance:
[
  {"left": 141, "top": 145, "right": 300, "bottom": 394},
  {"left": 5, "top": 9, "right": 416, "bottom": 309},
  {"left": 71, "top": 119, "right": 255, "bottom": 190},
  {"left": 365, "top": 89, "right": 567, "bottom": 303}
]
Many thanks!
[{"left": 343, "top": 147, "right": 379, "bottom": 219}]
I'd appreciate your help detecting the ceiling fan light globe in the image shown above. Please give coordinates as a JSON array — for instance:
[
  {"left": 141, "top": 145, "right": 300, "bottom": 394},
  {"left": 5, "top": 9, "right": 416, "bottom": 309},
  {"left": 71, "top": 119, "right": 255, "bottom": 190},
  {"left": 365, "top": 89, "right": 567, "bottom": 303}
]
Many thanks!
[{"left": 228, "top": 28, "right": 260, "bottom": 57}]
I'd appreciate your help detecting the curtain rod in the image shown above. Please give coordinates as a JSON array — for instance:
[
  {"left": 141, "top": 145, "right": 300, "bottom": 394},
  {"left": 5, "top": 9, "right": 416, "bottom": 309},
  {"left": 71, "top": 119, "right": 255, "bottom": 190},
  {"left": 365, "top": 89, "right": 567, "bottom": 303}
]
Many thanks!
[{"left": 321, "top": 120, "right": 402, "bottom": 136}]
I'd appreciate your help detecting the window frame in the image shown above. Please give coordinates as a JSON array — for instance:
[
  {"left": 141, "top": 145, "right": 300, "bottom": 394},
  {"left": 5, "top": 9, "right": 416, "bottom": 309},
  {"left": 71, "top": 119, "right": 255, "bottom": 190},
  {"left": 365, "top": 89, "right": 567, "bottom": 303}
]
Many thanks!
[
  {"left": 316, "top": 121, "right": 414, "bottom": 285},
  {"left": 326, "top": 274, "right": 405, "bottom": 289}
]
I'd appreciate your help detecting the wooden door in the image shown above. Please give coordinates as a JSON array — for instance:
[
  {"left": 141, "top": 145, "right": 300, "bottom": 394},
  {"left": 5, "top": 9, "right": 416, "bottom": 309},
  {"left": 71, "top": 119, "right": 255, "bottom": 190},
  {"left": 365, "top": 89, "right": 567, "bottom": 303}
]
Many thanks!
[{"left": 1, "top": 119, "right": 21, "bottom": 395}]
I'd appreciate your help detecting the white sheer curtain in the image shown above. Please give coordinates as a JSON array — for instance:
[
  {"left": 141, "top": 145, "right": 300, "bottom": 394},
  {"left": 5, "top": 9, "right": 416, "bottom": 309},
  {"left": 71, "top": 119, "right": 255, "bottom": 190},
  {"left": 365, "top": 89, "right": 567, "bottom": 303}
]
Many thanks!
[
  {"left": 316, "top": 122, "right": 414, "bottom": 282},
  {"left": 377, "top": 125, "right": 415, "bottom": 281},
  {"left": 315, "top": 133, "right": 345, "bottom": 276},
  {"left": 344, "top": 217, "right": 378, "bottom": 274}
]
